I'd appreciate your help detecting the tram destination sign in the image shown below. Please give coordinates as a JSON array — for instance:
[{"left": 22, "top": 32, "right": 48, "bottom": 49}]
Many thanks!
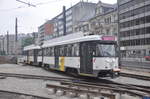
[{"left": 102, "top": 36, "right": 115, "bottom": 41}]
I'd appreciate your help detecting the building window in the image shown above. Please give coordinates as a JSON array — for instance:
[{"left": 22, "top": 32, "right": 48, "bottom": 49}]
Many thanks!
[{"left": 106, "top": 29, "right": 110, "bottom": 35}]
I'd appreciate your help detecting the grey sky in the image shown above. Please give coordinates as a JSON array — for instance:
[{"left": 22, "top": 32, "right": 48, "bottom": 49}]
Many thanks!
[{"left": 0, "top": 0, "right": 117, "bottom": 35}]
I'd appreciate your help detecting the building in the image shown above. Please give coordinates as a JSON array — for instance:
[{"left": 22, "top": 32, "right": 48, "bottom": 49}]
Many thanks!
[
  {"left": 90, "top": 2, "right": 118, "bottom": 36},
  {"left": 38, "top": 20, "right": 54, "bottom": 45},
  {"left": 0, "top": 36, "right": 4, "bottom": 55},
  {"left": 3, "top": 34, "right": 16, "bottom": 55},
  {"left": 53, "top": 2, "right": 96, "bottom": 37},
  {"left": 118, "top": 0, "right": 150, "bottom": 67},
  {"left": 0, "top": 33, "right": 37, "bottom": 55},
  {"left": 38, "top": 1, "right": 97, "bottom": 44},
  {"left": 74, "top": 21, "right": 91, "bottom": 34},
  {"left": 74, "top": 1, "right": 118, "bottom": 36}
]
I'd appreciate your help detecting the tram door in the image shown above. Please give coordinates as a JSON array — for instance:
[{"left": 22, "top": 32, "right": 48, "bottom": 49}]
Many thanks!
[
  {"left": 80, "top": 42, "right": 93, "bottom": 74},
  {"left": 54, "top": 46, "right": 59, "bottom": 69},
  {"left": 33, "top": 49, "right": 38, "bottom": 64},
  {"left": 26, "top": 51, "right": 29, "bottom": 63}
]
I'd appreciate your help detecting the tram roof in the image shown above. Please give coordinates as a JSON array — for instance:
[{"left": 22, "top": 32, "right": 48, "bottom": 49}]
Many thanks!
[
  {"left": 24, "top": 44, "right": 40, "bottom": 51},
  {"left": 42, "top": 32, "right": 116, "bottom": 48}
]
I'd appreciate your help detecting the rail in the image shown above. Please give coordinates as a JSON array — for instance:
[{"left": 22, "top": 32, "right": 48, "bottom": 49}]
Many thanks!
[
  {"left": 0, "top": 72, "right": 149, "bottom": 98},
  {"left": 120, "top": 72, "right": 150, "bottom": 81},
  {"left": 46, "top": 83, "right": 116, "bottom": 99},
  {"left": 0, "top": 90, "right": 50, "bottom": 99}
]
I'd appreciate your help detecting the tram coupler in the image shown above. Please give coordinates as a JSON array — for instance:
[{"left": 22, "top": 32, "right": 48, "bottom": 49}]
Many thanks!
[{"left": 111, "top": 69, "right": 120, "bottom": 78}]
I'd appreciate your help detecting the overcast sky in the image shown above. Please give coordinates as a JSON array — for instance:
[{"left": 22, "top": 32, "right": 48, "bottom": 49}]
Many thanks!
[{"left": 0, "top": 0, "right": 117, "bottom": 35}]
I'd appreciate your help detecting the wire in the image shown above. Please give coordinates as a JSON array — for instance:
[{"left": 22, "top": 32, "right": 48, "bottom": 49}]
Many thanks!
[
  {"left": 35, "top": 0, "right": 63, "bottom": 6},
  {"left": 0, "top": 6, "right": 25, "bottom": 11},
  {"left": 16, "top": 0, "right": 36, "bottom": 7},
  {"left": 0, "top": 0, "right": 63, "bottom": 11}
]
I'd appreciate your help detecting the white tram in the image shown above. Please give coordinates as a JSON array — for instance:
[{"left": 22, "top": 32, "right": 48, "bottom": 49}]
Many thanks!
[
  {"left": 23, "top": 33, "right": 120, "bottom": 77},
  {"left": 41, "top": 33, "right": 120, "bottom": 77},
  {"left": 23, "top": 44, "right": 42, "bottom": 66}
]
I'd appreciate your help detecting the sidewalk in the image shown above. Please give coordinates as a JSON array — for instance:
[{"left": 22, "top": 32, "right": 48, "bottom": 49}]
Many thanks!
[{"left": 121, "top": 67, "right": 150, "bottom": 77}]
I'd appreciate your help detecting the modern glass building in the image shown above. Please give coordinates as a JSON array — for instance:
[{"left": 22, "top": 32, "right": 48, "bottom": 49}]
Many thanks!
[{"left": 118, "top": 0, "right": 150, "bottom": 68}]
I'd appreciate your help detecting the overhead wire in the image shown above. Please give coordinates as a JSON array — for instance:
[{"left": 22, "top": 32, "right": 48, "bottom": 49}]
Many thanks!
[
  {"left": 0, "top": 6, "right": 25, "bottom": 11},
  {"left": 35, "top": 0, "right": 62, "bottom": 6},
  {"left": 0, "top": 0, "right": 63, "bottom": 12}
]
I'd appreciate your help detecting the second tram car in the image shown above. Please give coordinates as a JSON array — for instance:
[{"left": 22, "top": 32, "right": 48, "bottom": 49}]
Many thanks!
[{"left": 23, "top": 44, "right": 42, "bottom": 66}]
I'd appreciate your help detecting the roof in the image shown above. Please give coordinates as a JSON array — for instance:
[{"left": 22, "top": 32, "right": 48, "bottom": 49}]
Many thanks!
[
  {"left": 51, "top": 2, "right": 96, "bottom": 20},
  {"left": 97, "top": 1, "right": 116, "bottom": 9},
  {"left": 42, "top": 32, "right": 116, "bottom": 48},
  {"left": 24, "top": 44, "right": 40, "bottom": 51}
]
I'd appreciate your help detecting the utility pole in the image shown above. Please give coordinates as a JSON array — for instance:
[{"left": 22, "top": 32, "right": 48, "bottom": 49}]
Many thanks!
[
  {"left": 15, "top": 17, "right": 18, "bottom": 42},
  {"left": 33, "top": 32, "right": 36, "bottom": 44},
  {"left": 15, "top": 17, "right": 18, "bottom": 64},
  {"left": 117, "top": 1, "right": 121, "bottom": 68},
  {"left": 63, "top": 6, "right": 66, "bottom": 35},
  {"left": 7, "top": 31, "right": 9, "bottom": 55},
  {"left": 2, "top": 37, "right": 4, "bottom": 55}
]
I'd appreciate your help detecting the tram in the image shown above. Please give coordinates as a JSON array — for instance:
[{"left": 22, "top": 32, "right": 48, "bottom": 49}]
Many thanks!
[
  {"left": 23, "top": 44, "right": 42, "bottom": 66},
  {"left": 23, "top": 32, "right": 120, "bottom": 77}
]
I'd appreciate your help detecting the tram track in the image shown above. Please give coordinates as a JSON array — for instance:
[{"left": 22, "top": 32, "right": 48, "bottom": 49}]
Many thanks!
[
  {"left": 0, "top": 72, "right": 78, "bottom": 81},
  {"left": 120, "top": 72, "right": 150, "bottom": 81},
  {"left": 0, "top": 72, "right": 149, "bottom": 98},
  {"left": 0, "top": 90, "right": 50, "bottom": 99},
  {"left": 71, "top": 78, "right": 150, "bottom": 95},
  {"left": 46, "top": 78, "right": 150, "bottom": 99}
]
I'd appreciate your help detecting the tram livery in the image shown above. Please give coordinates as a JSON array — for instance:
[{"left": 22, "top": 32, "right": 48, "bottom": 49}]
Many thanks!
[{"left": 23, "top": 33, "right": 120, "bottom": 77}]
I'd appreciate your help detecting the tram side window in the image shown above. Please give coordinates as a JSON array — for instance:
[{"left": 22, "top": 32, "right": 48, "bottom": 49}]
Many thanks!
[
  {"left": 95, "top": 45, "right": 103, "bottom": 57},
  {"left": 50, "top": 47, "right": 54, "bottom": 56},
  {"left": 66, "top": 45, "right": 72, "bottom": 56},
  {"left": 54, "top": 43, "right": 79, "bottom": 57},
  {"left": 48, "top": 47, "right": 52, "bottom": 56},
  {"left": 38, "top": 50, "right": 42, "bottom": 56},
  {"left": 54, "top": 46, "right": 60, "bottom": 56},
  {"left": 65, "top": 43, "right": 79, "bottom": 57},
  {"left": 44, "top": 48, "right": 47, "bottom": 56},
  {"left": 59, "top": 46, "right": 65, "bottom": 56},
  {"left": 64, "top": 46, "right": 68, "bottom": 56},
  {"left": 72, "top": 43, "right": 79, "bottom": 56},
  {"left": 46, "top": 48, "right": 49, "bottom": 56},
  {"left": 29, "top": 50, "right": 33, "bottom": 56},
  {"left": 23, "top": 51, "right": 27, "bottom": 55}
]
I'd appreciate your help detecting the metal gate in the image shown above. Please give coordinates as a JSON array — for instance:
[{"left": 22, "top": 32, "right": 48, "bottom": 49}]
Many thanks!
[{"left": 80, "top": 42, "right": 93, "bottom": 74}]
